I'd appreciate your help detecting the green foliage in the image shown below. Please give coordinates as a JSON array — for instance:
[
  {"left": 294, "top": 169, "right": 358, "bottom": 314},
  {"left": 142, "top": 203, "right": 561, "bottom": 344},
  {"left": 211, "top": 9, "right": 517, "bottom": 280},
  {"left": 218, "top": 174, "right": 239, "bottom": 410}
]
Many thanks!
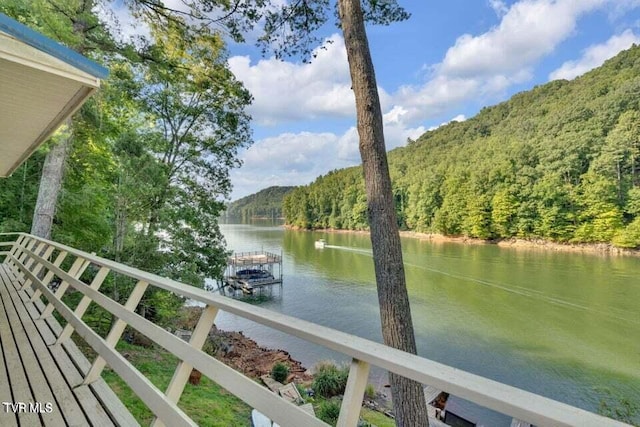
[
  {"left": 226, "top": 186, "right": 295, "bottom": 220},
  {"left": 0, "top": 2, "right": 252, "bottom": 325},
  {"left": 613, "top": 217, "right": 640, "bottom": 248},
  {"left": 316, "top": 399, "right": 342, "bottom": 426},
  {"left": 284, "top": 45, "right": 640, "bottom": 247},
  {"left": 271, "top": 362, "right": 290, "bottom": 383},
  {"left": 312, "top": 361, "right": 349, "bottom": 398},
  {"left": 0, "top": 155, "right": 42, "bottom": 233},
  {"left": 253, "top": 1, "right": 409, "bottom": 60},
  {"left": 365, "top": 383, "right": 376, "bottom": 399}
]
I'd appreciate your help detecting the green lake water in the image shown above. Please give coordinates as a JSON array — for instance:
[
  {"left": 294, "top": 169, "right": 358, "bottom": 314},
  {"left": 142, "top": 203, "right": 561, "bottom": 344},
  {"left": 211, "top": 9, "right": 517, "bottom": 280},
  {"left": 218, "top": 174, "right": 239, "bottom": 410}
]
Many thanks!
[{"left": 213, "top": 220, "right": 640, "bottom": 425}]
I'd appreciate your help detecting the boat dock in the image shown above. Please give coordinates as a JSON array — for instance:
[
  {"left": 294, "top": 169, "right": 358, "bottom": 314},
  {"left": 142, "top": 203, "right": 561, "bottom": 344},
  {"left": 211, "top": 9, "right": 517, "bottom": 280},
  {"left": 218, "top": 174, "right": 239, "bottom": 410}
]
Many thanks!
[{"left": 220, "top": 250, "right": 283, "bottom": 296}]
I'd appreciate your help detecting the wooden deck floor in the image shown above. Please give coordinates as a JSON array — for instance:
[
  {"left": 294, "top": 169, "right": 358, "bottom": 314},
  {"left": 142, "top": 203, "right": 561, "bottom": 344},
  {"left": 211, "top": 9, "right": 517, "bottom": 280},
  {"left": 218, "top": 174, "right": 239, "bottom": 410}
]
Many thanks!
[{"left": 0, "top": 263, "right": 138, "bottom": 427}]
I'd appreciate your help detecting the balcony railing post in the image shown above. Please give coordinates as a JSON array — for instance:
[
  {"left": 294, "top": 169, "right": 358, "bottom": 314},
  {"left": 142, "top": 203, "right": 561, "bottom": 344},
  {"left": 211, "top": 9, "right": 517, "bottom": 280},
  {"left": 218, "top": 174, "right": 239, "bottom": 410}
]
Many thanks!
[
  {"left": 83, "top": 279, "right": 149, "bottom": 385},
  {"left": 336, "top": 358, "right": 370, "bottom": 427},
  {"left": 151, "top": 305, "right": 219, "bottom": 427},
  {"left": 30, "top": 250, "right": 68, "bottom": 302},
  {"left": 56, "top": 266, "right": 111, "bottom": 345},
  {"left": 39, "top": 257, "right": 90, "bottom": 319}
]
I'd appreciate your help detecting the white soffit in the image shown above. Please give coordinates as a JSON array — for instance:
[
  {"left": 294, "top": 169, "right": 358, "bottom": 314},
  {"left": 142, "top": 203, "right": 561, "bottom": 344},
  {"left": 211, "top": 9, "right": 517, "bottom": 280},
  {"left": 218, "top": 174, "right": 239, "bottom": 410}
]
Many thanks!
[{"left": 0, "top": 30, "right": 102, "bottom": 177}]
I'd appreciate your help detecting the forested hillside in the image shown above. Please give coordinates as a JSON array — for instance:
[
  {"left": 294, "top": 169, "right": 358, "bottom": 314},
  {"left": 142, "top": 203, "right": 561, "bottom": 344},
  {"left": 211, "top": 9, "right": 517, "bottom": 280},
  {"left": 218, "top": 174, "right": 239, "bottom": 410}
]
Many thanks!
[
  {"left": 284, "top": 45, "right": 640, "bottom": 248},
  {"left": 226, "top": 186, "right": 295, "bottom": 219}
]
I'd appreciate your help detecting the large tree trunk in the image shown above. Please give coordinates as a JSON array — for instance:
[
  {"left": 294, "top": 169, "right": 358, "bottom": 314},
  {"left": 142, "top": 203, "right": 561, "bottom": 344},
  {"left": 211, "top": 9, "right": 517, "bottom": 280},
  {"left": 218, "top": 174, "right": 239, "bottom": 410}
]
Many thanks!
[
  {"left": 31, "top": 120, "right": 72, "bottom": 239},
  {"left": 338, "top": 1, "right": 429, "bottom": 426}
]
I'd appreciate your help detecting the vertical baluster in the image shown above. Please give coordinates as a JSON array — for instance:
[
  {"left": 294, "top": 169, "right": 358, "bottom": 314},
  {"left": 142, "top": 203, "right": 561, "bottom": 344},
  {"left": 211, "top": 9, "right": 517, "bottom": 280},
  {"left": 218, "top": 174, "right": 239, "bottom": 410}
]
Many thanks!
[
  {"left": 5, "top": 234, "right": 26, "bottom": 266},
  {"left": 56, "top": 266, "right": 111, "bottom": 345},
  {"left": 31, "top": 250, "right": 67, "bottom": 302},
  {"left": 336, "top": 358, "right": 370, "bottom": 427},
  {"left": 39, "top": 257, "right": 90, "bottom": 319},
  {"left": 13, "top": 237, "right": 36, "bottom": 282},
  {"left": 21, "top": 245, "right": 54, "bottom": 291},
  {"left": 83, "top": 280, "right": 149, "bottom": 384},
  {"left": 151, "top": 305, "right": 219, "bottom": 427}
]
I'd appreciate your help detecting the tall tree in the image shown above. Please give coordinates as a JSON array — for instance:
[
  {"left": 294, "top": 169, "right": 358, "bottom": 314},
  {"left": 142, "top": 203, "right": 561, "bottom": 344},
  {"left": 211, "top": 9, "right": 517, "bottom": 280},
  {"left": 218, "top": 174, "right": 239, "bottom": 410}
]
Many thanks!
[
  {"left": 31, "top": 124, "right": 71, "bottom": 239},
  {"left": 337, "top": 1, "right": 428, "bottom": 425},
  {"left": 133, "top": 19, "right": 252, "bottom": 284},
  {"left": 230, "top": 2, "right": 428, "bottom": 421}
]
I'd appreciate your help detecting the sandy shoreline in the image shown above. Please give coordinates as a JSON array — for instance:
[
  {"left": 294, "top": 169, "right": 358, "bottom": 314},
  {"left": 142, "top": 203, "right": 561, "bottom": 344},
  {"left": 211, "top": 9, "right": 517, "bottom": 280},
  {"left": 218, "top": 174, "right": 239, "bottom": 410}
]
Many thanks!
[{"left": 286, "top": 225, "right": 640, "bottom": 256}]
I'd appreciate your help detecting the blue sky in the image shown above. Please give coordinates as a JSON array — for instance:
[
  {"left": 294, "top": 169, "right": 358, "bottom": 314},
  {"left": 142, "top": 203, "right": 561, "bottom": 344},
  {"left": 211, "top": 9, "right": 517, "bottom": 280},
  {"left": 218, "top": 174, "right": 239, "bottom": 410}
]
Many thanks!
[
  {"left": 112, "top": 1, "right": 640, "bottom": 199},
  {"left": 223, "top": 0, "right": 640, "bottom": 199}
]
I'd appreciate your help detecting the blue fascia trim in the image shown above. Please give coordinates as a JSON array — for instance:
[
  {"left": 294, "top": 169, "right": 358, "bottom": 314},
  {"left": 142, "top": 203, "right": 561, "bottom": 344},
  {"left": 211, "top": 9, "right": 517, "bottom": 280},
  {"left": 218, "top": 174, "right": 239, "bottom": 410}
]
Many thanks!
[{"left": 0, "top": 12, "right": 109, "bottom": 79}]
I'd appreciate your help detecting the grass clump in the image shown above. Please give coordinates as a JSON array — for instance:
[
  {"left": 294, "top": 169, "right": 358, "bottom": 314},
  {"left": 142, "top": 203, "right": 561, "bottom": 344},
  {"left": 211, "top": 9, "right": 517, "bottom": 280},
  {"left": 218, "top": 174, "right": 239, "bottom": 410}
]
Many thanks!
[
  {"left": 271, "top": 362, "right": 290, "bottom": 383},
  {"left": 317, "top": 399, "right": 341, "bottom": 425},
  {"left": 312, "top": 361, "right": 348, "bottom": 398},
  {"left": 364, "top": 383, "right": 376, "bottom": 399}
]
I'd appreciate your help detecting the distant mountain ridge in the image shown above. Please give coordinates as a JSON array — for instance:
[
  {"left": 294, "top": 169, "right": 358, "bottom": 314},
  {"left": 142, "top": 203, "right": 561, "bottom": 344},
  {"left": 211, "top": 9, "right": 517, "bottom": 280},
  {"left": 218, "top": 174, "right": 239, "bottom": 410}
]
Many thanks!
[
  {"left": 226, "top": 186, "right": 295, "bottom": 220},
  {"left": 283, "top": 45, "right": 640, "bottom": 248}
]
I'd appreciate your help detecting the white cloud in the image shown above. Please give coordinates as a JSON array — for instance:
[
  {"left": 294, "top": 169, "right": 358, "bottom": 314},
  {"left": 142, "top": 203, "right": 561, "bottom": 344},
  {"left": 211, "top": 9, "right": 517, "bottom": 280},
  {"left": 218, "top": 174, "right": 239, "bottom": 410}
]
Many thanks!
[
  {"left": 229, "top": 34, "right": 393, "bottom": 126},
  {"left": 242, "top": 132, "right": 337, "bottom": 173},
  {"left": 440, "top": 0, "right": 606, "bottom": 78},
  {"left": 231, "top": 131, "right": 350, "bottom": 198},
  {"left": 489, "top": 0, "right": 509, "bottom": 17},
  {"left": 231, "top": 120, "right": 426, "bottom": 198},
  {"left": 549, "top": 30, "right": 640, "bottom": 80},
  {"left": 229, "top": 35, "right": 353, "bottom": 125}
]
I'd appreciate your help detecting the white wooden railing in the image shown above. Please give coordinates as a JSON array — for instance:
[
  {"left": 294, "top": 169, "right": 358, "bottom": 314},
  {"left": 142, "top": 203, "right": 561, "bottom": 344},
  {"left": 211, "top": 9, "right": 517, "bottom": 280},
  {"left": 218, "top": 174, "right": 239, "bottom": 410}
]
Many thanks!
[{"left": 0, "top": 232, "right": 632, "bottom": 427}]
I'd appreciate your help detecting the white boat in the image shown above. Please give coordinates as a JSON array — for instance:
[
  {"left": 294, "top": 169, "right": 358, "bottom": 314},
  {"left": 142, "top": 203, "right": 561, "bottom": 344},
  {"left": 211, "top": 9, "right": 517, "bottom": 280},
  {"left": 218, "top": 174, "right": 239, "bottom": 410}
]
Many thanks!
[{"left": 314, "top": 239, "right": 326, "bottom": 249}]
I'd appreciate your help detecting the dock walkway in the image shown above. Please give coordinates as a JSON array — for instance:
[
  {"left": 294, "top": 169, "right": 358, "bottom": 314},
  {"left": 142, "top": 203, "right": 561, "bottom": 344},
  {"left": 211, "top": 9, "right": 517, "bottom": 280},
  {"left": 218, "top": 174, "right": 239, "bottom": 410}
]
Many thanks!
[{"left": 0, "top": 263, "right": 137, "bottom": 426}]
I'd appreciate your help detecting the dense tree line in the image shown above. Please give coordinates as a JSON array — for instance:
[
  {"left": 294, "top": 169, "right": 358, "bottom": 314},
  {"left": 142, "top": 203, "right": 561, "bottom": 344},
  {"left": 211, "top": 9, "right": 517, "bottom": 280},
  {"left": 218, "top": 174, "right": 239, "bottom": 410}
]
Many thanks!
[
  {"left": 284, "top": 45, "right": 640, "bottom": 248},
  {"left": 225, "top": 186, "right": 295, "bottom": 220}
]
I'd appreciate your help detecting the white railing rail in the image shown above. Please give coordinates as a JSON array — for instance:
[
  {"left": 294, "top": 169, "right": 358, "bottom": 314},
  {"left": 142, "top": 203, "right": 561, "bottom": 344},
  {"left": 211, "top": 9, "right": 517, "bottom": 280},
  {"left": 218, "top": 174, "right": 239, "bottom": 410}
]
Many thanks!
[{"left": 0, "top": 232, "right": 631, "bottom": 427}]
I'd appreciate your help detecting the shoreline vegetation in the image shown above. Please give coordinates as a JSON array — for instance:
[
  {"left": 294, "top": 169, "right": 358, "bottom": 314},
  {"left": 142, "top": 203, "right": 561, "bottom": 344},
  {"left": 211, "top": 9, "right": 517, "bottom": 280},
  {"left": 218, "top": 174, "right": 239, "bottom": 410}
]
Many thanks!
[{"left": 285, "top": 225, "right": 640, "bottom": 256}]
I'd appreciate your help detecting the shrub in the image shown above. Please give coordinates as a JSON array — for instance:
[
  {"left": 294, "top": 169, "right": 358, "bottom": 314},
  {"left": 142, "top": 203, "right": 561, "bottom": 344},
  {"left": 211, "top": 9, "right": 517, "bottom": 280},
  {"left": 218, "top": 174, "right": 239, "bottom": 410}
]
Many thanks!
[
  {"left": 271, "top": 362, "right": 290, "bottom": 383},
  {"left": 613, "top": 218, "right": 640, "bottom": 248},
  {"left": 312, "top": 361, "right": 348, "bottom": 398},
  {"left": 365, "top": 384, "right": 376, "bottom": 399},
  {"left": 317, "top": 399, "right": 341, "bottom": 425}
]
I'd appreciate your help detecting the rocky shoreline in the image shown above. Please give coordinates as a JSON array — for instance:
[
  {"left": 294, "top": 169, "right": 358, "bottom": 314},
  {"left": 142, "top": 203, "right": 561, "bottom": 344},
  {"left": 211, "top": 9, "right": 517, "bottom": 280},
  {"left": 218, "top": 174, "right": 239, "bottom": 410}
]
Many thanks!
[
  {"left": 208, "top": 326, "right": 314, "bottom": 383},
  {"left": 285, "top": 225, "right": 640, "bottom": 256},
  {"left": 177, "top": 306, "right": 314, "bottom": 385}
]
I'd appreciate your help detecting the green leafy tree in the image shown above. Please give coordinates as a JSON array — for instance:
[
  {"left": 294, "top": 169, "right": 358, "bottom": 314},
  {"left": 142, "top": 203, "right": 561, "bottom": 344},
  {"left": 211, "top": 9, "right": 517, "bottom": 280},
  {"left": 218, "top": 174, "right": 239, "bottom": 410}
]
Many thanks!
[
  {"left": 132, "top": 20, "right": 252, "bottom": 285},
  {"left": 491, "top": 188, "right": 518, "bottom": 237}
]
